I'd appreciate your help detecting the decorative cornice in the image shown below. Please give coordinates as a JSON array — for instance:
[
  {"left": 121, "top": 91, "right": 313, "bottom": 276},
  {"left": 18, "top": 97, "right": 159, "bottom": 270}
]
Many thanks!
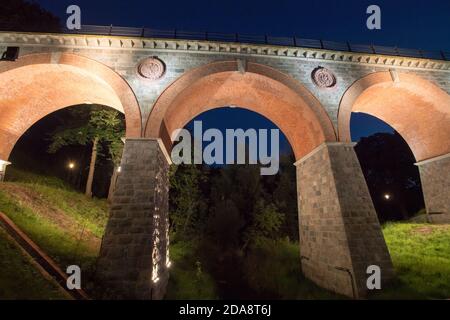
[{"left": 1, "top": 31, "right": 450, "bottom": 72}]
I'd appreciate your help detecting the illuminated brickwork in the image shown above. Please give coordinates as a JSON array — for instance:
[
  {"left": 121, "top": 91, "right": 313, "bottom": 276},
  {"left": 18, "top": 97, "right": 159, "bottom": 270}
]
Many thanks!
[
  {"left": 1, "top": 31, "right": 449, "bottom": 299},
  {"left": 296, "top": 143, "right": 394, "bottom": 298},
  {"left": 96, "top": 139, "right": 170, "bottom": 299}
]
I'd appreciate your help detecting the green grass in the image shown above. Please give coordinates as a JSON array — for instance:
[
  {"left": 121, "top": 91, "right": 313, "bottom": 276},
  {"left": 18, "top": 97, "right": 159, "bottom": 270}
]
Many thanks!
[
  {"left": 0, "top": 228, "right": 68, "bottom": 300},
  {"left": 1, "top": 168, "right": 449, "bottom": 300},
  {"left": 0, "top": 168, "right": 109, "bottom": 296},
  {"left": 372, "top": 222, "right": 450, "bottom": 299},
  {"left": 0, "top": 190, "right": 97, "bottom": 269},
  {"left": 5, "top": 167, "right": 108, "bottom": 237},
  {"left": 166, "top": 240, "right": 218, "bottom": 300}
]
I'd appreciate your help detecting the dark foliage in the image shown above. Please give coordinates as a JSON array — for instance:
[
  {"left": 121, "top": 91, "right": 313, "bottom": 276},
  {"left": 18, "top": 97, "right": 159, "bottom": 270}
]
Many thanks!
[
  {"left": 355, "top": 132, "right": 425, "bottom": 221},
  {"left": 0, "top": 0, "right": 61, "bottom": 32}
]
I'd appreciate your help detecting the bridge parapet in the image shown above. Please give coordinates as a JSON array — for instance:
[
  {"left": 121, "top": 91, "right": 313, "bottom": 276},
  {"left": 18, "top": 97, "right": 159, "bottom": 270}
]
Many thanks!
[{"left": 1, "top": 31, "right": 450, "bottom": 72}]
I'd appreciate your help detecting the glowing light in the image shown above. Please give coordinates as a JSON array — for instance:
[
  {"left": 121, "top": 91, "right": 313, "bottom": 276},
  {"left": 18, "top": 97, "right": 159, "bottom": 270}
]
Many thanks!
[
  {"left": 384, "top": 194, "right": 391, "bottom": 200},
  {"left": 152, "top": 277, "right": 160, "bottom": 284},
  {"left": 0, "top": 160, "right": 11, "bottom": 171},
  {"left": 68, "top": 162, "right": 75, "bottom": 169},
  {"left": 166, "top": 261, "right": 172, "bottom": 268},
  {"left": 117, "top": 166, "right": 122, "bottom": 173}
]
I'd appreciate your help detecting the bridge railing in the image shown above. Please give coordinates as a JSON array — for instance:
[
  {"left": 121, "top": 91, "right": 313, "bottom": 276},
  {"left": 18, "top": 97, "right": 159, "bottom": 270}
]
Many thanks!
[{"left": 1, "top": 23, "right": 449, "bottom": 61}]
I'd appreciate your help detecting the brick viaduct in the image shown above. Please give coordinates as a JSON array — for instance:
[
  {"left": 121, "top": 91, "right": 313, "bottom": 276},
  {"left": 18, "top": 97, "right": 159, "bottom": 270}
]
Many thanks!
[{"left": 0, "top": 31, "right": 449, "bottom": 299}]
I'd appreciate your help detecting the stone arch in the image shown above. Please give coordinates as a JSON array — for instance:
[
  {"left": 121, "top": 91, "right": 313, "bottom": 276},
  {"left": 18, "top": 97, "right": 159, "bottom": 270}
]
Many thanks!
[
  {"left": 144, "top": 60, "right": 337, "bottom": 160},
  {"left": 0, "top": 52, "right": 142, "bottom": 161},
  {"left": 338, "top": 71, "right": 450, "bottom": 162},
  {"left": 97, "top": 61, "right": 393, "bottom": 300}
]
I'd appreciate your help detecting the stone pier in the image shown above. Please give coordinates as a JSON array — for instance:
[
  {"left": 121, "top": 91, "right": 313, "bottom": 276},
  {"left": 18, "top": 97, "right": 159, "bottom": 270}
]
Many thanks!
[
  {"left": 96, "top": 138, "right": 170, "bottom": 300},
  {"left": 416, "top": 153, "right": 450, "bottom": 215},
  {"left": 295, "top": 143, "right": 394, "bottom": 298}
]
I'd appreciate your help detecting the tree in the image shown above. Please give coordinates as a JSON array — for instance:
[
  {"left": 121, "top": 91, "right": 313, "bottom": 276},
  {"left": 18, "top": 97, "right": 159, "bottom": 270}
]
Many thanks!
[
  {"left": 0, "top": 0, "right": 61, "bottom": 32},
  {"left": 169, "top": 164, "right": 208, "bottom": 239},
  {"left": 48, "top": 107, "right": 124, "bottom": 197},
  {"left": 243, "top": 200, "right": 284, "bottom": 250},
  {"left": 355, "top": 132, "right": 425, "bottom": 221},
  {"left": 271, "top": 154, "right": 298, "bottom": 241}
]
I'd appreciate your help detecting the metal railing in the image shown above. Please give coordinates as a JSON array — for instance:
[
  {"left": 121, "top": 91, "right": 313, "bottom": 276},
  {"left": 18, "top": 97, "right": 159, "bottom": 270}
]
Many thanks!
[
  {"left": 2, "top": 24, "right": 449, "bottom": 61},
  {"left": 70, "top": 25, "right": 450, "bottom": 61}
]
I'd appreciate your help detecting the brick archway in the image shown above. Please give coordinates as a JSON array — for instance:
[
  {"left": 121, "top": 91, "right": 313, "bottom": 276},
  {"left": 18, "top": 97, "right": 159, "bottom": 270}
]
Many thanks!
[
  {"left": 0, "top": 53, "right": 142, "bottom": 161},
  {"left": 338, "top": 71, "right": 450, "bottom": 216},
  {"left": 338, "top": 71, "right": 450, "bottom": 162},
  {"left": 99, "top": 61, "right": 394, "bottom": 300},
  {"left": 144, "top": 60, "right": 337, "bottom": 160}
]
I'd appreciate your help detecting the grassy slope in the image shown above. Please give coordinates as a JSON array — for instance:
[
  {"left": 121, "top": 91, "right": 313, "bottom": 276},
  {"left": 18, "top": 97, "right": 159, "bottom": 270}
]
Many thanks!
[
  {"left": 0, "top": 227, "right": 67, "bottom": 299},
  {"left": 376, "top": 222, "right": 450, "bottom": 299},
  {"left": 0, "top": 168, "right": 109, "bottom": 295},
  {"left": 0, "top": 168, "right": 449, "bottom": 299}
]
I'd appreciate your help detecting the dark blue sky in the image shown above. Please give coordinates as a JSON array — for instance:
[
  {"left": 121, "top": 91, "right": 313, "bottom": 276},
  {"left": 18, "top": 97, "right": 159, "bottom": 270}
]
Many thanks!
[
  {"left": 37, "top": 0, "right": 450, "bottom": 51},
  {"left": 34, "top": 0, "right": 443, "bottom": 152},
  {"left": 185, "top": 108, "right": 395, "bottom": 156}
]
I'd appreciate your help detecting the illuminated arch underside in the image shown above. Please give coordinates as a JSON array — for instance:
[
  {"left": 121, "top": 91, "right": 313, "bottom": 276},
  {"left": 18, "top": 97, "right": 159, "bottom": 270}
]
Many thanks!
[
  {"left": 145, "top": 61, "right": 336, "bottom": 160},
  {"left": 0, "top": 53, "right": 142, "bottom": 160},
  {"left": 339, "top": 72, "right": 450, "bottom": 162}
]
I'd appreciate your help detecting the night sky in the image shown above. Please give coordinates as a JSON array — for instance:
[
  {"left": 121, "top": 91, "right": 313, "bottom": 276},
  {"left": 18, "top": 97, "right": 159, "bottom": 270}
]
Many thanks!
[
  {"left": 32, "top": 0, "right": 450, "bottom": 148},
  {"left": 35, "top": 0, "right": 450, "bottom": 51}
]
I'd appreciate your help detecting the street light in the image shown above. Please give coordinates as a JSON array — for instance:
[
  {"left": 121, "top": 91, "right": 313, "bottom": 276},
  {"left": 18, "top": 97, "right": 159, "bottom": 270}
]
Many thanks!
[
  {"left": 384, "top": 193, "right": 391, "bottom": 200},
  {"left": 68, "top": 162, "right": 75, "bottom": 169}
]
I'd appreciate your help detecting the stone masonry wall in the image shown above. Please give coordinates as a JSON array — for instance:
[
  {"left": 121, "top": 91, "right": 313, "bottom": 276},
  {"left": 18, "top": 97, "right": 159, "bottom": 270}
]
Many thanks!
[
  {"left": 296, "top": 143, "right": 393, "bottom": 298},
  {"left": 96, "top": 138, "right": 170, "bottom": 299},
  {"left": 418, "top": 154, "right": 450, "bottom": 215}
]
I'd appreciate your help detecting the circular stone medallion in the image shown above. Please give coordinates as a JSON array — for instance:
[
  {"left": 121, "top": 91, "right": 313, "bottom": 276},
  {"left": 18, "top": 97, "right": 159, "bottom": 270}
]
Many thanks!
[
  {"left": 137, "top": 57, "right": 166, "bottom": 80},
  {"left": 311, "top": 67, "right": 337, "bottom": 88}
]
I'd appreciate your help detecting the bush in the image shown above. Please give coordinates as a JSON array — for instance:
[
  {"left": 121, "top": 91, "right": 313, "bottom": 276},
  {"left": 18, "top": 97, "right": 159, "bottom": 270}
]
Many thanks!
[{"left": 165, "top": 240, "right": 218, "bottom": 299}]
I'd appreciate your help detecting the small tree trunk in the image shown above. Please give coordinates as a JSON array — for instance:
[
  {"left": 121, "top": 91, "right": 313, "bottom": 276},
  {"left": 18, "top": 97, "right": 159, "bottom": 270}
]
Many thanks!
[
  {"left": 107, "top": 166, "right": 119, "bottom": 202},
  {"left": 85, "top": 137, "right": 98, "bottom": 197}
]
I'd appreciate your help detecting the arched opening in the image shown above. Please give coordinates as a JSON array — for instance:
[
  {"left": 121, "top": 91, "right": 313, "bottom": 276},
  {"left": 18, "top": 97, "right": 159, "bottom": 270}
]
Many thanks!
[
  {"left": 166, "top": 107, "right": 300, "bottom": 299},
  {"left": 350, "top": 113, "right": 425, "bottom": 222},
  {"left": 0, "top": 52, "right": 142, "bottom": 164},
  {"left": 145, "top": 60, "right": 337, "bottom": 160},
  {"left": 339, "top": 72, "right": 450, "bottom": 217},
  {"left": 139, "top": 61, "right": 343, "bottom": 298},
  {"left": 96, "top": 61, "right": 393, "bottom": 300},
  {"left": 0, "top": 101, "right": 126, "bottom": 297},
  {"left": 339, "top": 71, "right": 450, "bottom": 162},
  {"left": 7, "top": 104, "right": 125, "bottom": 198}
]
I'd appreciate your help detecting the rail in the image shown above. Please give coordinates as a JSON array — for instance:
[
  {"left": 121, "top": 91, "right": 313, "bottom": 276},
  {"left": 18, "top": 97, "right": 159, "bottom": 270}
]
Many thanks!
[
  {"left": 62, "top": 24, "right": 450, "bottom": 61},
  {"left": 0, "top": 24, "right": 448, "bottom": 61}
]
